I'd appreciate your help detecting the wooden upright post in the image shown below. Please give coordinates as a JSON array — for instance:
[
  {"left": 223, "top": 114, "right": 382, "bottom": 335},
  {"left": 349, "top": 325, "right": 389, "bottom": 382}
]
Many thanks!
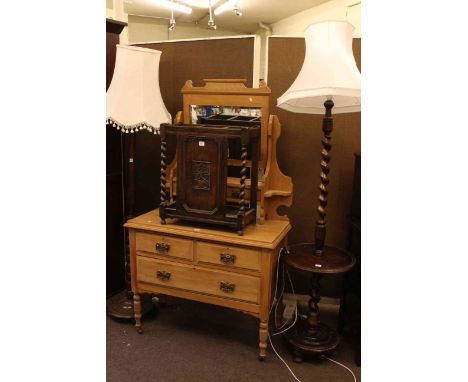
[{"left": 314, "top": 99, "right": 334, "bottom": 255}]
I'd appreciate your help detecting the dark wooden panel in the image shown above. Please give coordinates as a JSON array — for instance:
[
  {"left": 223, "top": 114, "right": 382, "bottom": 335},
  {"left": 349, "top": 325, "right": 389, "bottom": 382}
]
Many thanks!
[
  {"left": 135, "top": 37, "right": 255, "bottom": 119},
  {"left": 350, "top": 152, "right": 361, "bottom": 219},
  {"left": 268, "top": 37, "right": 361, "bottom": 297},
  {"left": 122, "top": 132, "right": 162, "bottom": 217},
  {"left": 182, "top": 137, "right": 221, "bottom": 212},
  {"left": 107, "top": 171, "right": 126, "bottom": 295},
  {"left": 106, "top": 32, "right": 119, "bottom": 91},
  {"left": 106, "top": 19, "right": 127, "bottom": 297},
  {"left": 106, "top": 19, "right": 127, "bottom": 90}
]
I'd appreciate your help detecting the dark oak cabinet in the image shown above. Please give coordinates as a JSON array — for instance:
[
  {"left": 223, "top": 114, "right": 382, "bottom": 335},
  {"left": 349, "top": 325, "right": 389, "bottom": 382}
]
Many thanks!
[{"left": 160, "top": 124, "right": 260, "bottom": 234}]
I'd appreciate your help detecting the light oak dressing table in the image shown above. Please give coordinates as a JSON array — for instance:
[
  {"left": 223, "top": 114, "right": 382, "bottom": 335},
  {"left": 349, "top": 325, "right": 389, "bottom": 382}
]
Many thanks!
[{"left": 125, "top": 208, "right": 291, "bottom": 359}]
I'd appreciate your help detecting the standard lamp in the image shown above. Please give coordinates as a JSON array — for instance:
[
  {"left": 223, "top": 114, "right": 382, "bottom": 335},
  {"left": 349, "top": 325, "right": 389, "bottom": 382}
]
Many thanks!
[
  {"left": 106, "top": 45, "right": 171, "bottom": 319},
  {"left": 277, "top": 21, "right": 360, "bottom": 361}
]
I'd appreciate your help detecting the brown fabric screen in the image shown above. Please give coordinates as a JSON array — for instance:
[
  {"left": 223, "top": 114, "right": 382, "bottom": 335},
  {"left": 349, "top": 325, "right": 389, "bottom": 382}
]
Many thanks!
[
  {"left": 129, "top": 37, "right": 255, "bottom": 217},
  {"left": 135, "top": 37, "right": 255, "bottom": 118}
]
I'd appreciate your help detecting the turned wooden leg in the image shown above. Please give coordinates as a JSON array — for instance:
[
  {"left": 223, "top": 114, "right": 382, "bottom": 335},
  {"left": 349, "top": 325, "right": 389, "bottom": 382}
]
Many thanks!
[
  {"left": 259, "top": 320, "right": 268, "bottom": 361},
  {"left": 133, "top": 294, "right": 142, "bottom": 334}
]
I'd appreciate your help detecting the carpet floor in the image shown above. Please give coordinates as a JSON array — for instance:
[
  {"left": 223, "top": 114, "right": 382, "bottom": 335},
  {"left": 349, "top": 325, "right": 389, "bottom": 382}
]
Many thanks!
[{"left": 107, "top": 295, "right": 360, "bottom": 382}]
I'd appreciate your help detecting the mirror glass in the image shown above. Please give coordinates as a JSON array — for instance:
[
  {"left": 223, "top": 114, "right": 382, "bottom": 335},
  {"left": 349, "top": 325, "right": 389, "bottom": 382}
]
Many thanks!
[{"left": 189, "top": 105, "right": 262, "bottom": 125}]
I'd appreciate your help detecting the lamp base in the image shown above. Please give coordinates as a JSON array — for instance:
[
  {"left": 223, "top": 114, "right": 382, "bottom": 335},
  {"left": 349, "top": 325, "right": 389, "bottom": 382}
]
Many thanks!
[
  {"left": 283, "top": 243, "right": 356, "bottom": 363},
  {"left": 106, "top": 291, "right": 154, "bottom": 320},
  {"left": 285, "top": 318, "right": 339, "bottom": 362}
]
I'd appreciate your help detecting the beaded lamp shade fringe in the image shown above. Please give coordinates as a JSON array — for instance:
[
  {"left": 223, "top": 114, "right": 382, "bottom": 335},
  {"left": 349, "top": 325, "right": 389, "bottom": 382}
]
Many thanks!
[{"left": 106, "top": 117, "right": 161, "bottom": 134}]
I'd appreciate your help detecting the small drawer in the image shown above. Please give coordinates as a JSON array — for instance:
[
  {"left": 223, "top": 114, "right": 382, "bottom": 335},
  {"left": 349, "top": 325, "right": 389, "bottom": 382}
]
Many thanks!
[
  {"left": 196, "top": 242, "right": 261, "bottom": 271},
  {"left": 136, "top": 232, "right": 193, "bottom": 261},
  {"left": 137, "top": 257, "right": 260, "bottom": 303}
]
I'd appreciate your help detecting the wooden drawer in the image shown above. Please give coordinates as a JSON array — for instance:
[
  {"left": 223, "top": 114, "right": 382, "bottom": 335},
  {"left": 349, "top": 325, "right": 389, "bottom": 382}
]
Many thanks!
[
  {"left": 136, "top": 232, "right": 193, "bottom": 261},
  {"left": 137, "top": 256, "right": 260, "bottom": 303},
  {"left": 196, "top": 241, "right": 261, "bottom": 271}
]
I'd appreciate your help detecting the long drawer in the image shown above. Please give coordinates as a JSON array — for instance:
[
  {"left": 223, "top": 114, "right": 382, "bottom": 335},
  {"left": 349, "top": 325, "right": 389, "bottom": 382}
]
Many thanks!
[
  {"left": 196, "top": 241, "right": 261, "bottom": 271},
  {"left": 136, "top": 232, "right": 193, "bottom": 261},
  {"left": 136, "top": 256, "right": 260, "bottom": 303}
]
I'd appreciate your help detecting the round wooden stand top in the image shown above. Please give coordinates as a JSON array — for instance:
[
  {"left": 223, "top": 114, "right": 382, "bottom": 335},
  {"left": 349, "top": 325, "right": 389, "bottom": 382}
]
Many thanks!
[{"left": 284, "top": 243, "right": 356, "bottom": 274}]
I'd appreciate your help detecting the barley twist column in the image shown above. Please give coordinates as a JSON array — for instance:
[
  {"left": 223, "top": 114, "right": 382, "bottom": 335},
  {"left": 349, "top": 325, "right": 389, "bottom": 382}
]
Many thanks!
[
  {"left": 314, "top": 99, "right": 334, "bottom": 255},
  {"left": 308, "top": 274, "right": 322, "bottom": 327},
  {"left": 238, "top": 144, "right": 248, "bottom": 234},
  {"left": 160, "top": 138, "right": 167, "bottom": 224}
]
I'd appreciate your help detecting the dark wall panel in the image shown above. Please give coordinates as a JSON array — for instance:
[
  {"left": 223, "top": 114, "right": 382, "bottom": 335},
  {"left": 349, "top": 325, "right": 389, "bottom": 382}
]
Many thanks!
[
  {"left": 130, "top": 37, "right": 256, "bottom": 215},
  {"left": 267, "top": 37, "right": 361, "bottom": 296},
  {"left": 136, "top": 37, "right": 255, "bottom": 118}
]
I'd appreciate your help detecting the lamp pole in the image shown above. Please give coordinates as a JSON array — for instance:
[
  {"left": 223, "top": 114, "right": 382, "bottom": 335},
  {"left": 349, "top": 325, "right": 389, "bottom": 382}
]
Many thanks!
[{"left": 314, "top": 99, "right": 334, "bottom": 255}]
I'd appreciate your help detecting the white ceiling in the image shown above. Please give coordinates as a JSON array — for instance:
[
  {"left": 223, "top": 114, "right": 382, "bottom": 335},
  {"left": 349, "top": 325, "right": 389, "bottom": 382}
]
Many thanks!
[{"left": 107, "top": 0, "right": 331, "bottom": 33}]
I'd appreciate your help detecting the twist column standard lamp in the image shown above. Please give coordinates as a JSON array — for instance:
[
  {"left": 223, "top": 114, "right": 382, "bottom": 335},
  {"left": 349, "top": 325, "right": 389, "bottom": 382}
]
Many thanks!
[
  {"left": 106, "top": 45, "right": 171, "bottom": 319},
  {"left": 277, "top": 21, "right": 360, "bottom": 361}
]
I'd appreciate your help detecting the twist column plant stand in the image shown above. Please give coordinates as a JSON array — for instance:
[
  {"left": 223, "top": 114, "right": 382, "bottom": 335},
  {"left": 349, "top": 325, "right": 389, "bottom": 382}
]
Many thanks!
[
  {"left": 275, "top": 20, "right": 361, "bottom": 362},
  {"left": 283, "top": 100, "right": 356, "bottom": 362}
]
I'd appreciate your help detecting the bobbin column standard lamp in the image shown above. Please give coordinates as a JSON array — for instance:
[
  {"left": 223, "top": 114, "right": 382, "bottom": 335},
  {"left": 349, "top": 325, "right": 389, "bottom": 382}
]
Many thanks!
[
  {"left": 277, "top": 21, "right": 360, "bottom": 361},
  {"left": 106, "top": 45, "right": 171, "bottom": 319}
]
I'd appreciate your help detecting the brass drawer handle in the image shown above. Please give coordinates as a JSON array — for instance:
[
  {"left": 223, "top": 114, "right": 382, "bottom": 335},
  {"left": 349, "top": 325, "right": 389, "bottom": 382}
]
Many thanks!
[
  {"left": 156, "top": 270, "right": 171, "bottom": 281},
  {"left": 220, "top": 253, "right": 236, "bottom": 265},
  {"left": 220, "top": 281, "right": 235, "bottom": 293},
  {"left": 156, "top": 242, "right": 170, "bottom": 254}
]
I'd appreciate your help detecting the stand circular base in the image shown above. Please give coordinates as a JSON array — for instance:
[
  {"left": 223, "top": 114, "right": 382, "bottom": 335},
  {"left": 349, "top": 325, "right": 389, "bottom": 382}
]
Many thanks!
[
  {"left": 285, "top": 317, "right": 339, "bottom": 361},
  {"left": 106, "top": 293, "right": 154, "bottom": 320}
]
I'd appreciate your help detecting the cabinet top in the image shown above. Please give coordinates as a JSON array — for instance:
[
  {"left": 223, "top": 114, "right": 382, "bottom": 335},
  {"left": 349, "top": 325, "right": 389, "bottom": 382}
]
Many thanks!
[
  {"left": 160, "top": 123, "right": 260, "bottom": 139},
  {"left": 125, "top": 209, "right": 291, "bottom": 249}
]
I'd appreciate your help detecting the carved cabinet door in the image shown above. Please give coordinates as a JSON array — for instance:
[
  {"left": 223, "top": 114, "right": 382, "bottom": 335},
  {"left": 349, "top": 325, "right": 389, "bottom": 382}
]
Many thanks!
[{"left": 177, "top": 134, "right": 227, "bottom": 217}]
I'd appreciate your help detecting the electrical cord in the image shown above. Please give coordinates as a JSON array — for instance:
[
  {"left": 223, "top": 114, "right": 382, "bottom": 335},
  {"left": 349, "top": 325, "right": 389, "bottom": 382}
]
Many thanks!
[
  {"left": 271, "top": 266, "right": 298, "bottom": 336},
  {"left": 325, "top": 357, "right": 357, "bottom": 382},
  {"left": 267, "top": 247, "right": 358, "bottom": 382},
  {"left": 267, "top": 248, "right": 302, "bottom": 382},
  {"left": 268, "top": 333, "right": 302, "bottom": 382}
]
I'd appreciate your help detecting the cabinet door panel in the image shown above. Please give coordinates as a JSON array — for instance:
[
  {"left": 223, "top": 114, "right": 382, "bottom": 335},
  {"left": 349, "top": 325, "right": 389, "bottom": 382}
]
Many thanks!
[{"left": 177, "top": 135, "right": 226, "bottom": 215}]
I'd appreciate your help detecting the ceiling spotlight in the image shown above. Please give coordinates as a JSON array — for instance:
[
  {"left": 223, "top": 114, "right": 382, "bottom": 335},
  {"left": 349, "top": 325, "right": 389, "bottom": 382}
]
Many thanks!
[
  {"left": 168, "top": 18, "right": 176, "bottom": 31},
  {"left": 168, "top": 1, "right": 176, "bottom": 31},
  {"left": 208, "top": 19, "right": 217, "bottom": 29},
  {"left": 208, "top": 0, "right": 217, "bottom": 29}
]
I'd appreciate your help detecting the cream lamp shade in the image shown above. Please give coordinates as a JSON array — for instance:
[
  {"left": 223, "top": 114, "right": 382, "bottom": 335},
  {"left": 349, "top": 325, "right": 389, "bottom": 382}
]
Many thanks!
[
  {"left": 106, "top": 45, "right": 171, "bottom": 133},
  {"left": 277, "top": 21, "right": 361, "bottom": 114}
]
